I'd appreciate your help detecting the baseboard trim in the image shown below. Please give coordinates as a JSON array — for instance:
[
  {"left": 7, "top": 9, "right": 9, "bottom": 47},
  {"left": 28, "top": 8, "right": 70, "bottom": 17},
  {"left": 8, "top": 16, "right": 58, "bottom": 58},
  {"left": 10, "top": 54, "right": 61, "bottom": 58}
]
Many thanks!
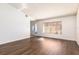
[
  {"left": 0, "top": 36, "right": 31, "bottom": 45},
  {"left": 36, "top": 36, "right": 75, "bottom": 42}
]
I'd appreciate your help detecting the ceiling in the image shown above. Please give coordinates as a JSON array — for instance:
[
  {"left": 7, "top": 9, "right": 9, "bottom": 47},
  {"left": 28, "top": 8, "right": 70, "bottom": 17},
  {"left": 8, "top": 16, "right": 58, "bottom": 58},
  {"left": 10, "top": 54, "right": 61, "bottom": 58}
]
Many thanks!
[{"left": 9, "top": 3, "right": 79, "bottom": 20}]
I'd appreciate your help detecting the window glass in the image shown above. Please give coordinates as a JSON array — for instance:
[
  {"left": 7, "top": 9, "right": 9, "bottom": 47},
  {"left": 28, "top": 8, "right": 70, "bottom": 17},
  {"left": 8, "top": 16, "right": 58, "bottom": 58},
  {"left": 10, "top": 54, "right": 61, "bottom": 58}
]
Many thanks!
[{"left": 43, "top": 21, "right": 62, "bottom": 34}]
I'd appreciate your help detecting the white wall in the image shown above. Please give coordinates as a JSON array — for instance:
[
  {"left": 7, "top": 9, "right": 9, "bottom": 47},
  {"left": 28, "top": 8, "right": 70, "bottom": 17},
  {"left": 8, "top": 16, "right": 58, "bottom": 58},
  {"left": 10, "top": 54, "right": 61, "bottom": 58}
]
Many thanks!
[
  {"left": 77, "top": 7, "right": 79, "bottom": 45},
  {"left": 0, "top": 4, "right": 30, "bottom": 44},
  {"left": 32, "top": 15, "right": 76, "bottom": 41}
]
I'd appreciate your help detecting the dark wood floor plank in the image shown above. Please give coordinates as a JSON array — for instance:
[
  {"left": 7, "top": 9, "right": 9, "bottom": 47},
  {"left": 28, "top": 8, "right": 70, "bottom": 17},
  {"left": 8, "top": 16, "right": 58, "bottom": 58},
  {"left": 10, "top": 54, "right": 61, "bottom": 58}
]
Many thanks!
[{"left": 0, "top": 36, "right": 79, "bottom": 55}]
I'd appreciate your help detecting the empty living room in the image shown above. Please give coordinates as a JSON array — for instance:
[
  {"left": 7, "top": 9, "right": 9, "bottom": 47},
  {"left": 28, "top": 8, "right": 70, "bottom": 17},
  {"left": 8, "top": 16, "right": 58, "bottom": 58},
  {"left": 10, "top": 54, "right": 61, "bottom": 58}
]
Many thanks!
[{"left": 0, "top": 3, "right": 79, "bottom": 55}]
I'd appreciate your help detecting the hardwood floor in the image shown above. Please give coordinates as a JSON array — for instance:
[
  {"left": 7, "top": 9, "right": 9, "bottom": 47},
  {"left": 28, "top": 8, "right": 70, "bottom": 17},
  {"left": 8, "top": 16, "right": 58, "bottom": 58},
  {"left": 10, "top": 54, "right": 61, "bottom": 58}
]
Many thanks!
[{"left": 0, "top": 36, "right": 79, "bottom": 55}]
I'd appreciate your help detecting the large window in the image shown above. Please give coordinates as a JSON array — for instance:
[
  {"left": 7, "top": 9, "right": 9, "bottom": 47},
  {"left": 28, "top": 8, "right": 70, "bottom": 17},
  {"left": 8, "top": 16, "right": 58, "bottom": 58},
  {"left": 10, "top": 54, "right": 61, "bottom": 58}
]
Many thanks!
[
  {"left": 43, "top": 21, "right": 62, "bottom": 34},
  {"left": 32, "top": 24, "right": 37, "bottom": 33}
]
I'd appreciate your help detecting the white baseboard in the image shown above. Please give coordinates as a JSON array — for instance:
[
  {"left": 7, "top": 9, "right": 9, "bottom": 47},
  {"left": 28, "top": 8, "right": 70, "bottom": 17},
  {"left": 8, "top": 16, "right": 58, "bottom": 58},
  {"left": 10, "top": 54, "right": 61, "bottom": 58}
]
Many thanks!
[{"left": 0, "top": 35, "right": 30, "bottom": 45}]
